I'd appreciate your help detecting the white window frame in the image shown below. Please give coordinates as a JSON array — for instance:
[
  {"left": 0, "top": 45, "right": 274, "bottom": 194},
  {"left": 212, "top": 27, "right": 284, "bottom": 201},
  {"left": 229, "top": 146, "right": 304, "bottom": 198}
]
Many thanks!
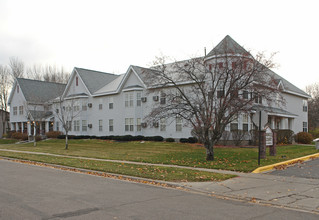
[
  {"left": 125, "top": 118, "right": 134, "bottom": 131},
  {"left": 136, "top": 92, "right": 142, "bottom": 107},
  {"left": 303, "top": 122, "right": 308, "bottom": 132},
  {"left": 176, "top": 117, "right": 182, "bottom": 132},
  {"left": 74, "top": 120, "right": 80, "bottom": 131},
  {"left": 242, "top": 114, "right": 249, "bottom": 131},
  {"left": 99, "top": 120, "right": 103, "bottom": 131},
  {"left": 136, "top": 118, "right": 141, "bottom": 131},
  {"left": 82, "top": 120, "right": 87, "bottom": 131},
  {"left": 19, "top": 106, "right": 23, "bottom": 115},
  {"left": 109, "top": 119, "right": 114, "bottom": 132},
  {"left": 109, "top": 97, "right": 114, "bottom": 109},
  {"left": 160, "top": 118, "right": 166, "bottom": 131},
  {"left": 13, "top": 107, "right": 17, "bottom": 115}
]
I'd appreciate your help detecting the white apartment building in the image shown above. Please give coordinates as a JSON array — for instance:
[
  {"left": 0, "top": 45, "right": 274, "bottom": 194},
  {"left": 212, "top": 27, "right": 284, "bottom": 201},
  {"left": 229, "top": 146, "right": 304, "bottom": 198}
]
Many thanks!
[{"left": 8, "top": 36, "right": 310, "bottom": 140}]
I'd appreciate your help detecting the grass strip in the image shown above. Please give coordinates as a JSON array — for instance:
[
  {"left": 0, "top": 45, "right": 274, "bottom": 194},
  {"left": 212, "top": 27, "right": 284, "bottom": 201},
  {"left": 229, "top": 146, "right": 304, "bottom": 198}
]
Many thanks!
[
  {"left": 0, "top": 151, "right": 236, "bottom": 182},
  {"left": 1, "top": 139, "right": 318, "bottom": 172},
  {"left": 0, "top": 139, "right": 17, "bottom": 144}
]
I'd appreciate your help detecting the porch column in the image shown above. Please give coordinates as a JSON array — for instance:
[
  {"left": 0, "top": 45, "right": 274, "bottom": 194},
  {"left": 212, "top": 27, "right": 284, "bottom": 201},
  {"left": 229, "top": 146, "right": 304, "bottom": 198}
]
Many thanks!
[
  {"left": 271, "top": 116, "right": 275, "bottom": 129},
  {"left": 281, "top": 118, "right": 288, "bottom": 129},
  {"left": 21, "top": 123, "right": 24, "bottom": 133},
  {"left": 288, "top": 118, "right": 294, "bottom": 130},
  {"left": 27, "top": 122, "right": 31, "bottom": 136},
  {"left": 45, "top": 121, "right": 49, "bottom": 134},
  {"left": 11, "top": 123, "right": 15, "bottom": 131},
  {"left": 39, "top": 122, "right": 42, "bottom": 135}
]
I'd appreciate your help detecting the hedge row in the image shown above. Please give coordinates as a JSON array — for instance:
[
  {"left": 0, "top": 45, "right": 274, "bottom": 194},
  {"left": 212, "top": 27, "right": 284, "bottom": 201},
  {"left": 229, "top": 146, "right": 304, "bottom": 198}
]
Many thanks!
[
  {"left": 57, "top": 135, "right": 164, "bottom": 142},
  {"left": 56, "top": 135, "right": 198, "bottom": 143},
  {"left": 179, "top": 137, "right": 198, "bottom": 143}
]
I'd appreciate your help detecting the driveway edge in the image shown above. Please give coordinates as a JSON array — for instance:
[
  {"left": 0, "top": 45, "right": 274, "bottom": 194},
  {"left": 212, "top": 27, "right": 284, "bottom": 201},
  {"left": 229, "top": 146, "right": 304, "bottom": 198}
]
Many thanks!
[{"left": 252, "top": 152, "right": 319, "bottom": 173}]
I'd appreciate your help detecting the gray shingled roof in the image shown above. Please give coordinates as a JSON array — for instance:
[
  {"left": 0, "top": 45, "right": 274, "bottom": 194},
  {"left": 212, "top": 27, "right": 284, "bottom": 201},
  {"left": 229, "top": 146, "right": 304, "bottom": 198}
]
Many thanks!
[
  {"left": 17, "top": 78, "right": 66, "bottom": 103},
  {"left": 206, "top": 35, "right": 250, "bottom": 57},
  {"left": 253, "top": 105, "right": 298, "bottom": 117},
  {"left": 75, "top": 67, "right": 120, "bottom": 94},
  {"left": 28, "top": 110, "right": 53, "bottom": 120},
  {"left": 267, "top": 68, "right": 310, "bottom": 97},
  {"left": 131, "top": 65, "right": 162, "bottom": 87}
]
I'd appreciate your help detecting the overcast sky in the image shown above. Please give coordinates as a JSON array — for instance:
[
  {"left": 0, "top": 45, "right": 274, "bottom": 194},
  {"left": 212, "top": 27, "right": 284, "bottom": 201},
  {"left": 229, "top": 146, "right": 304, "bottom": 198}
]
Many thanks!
[{"left": 0, "top": 0, "right": 318, "bottom": 91}]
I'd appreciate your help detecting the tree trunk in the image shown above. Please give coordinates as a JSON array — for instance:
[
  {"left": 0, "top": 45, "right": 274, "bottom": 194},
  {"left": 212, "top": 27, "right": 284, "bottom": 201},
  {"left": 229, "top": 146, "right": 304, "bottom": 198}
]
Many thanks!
[
  {"left": 205, "top": 142, "right": 214, "bottom": 161},
  {"left": 65, "top": 134, "right": 68, "bottom": 150},
  {"left": 33, "top": 125, "right": 37, "bottom": 147}
]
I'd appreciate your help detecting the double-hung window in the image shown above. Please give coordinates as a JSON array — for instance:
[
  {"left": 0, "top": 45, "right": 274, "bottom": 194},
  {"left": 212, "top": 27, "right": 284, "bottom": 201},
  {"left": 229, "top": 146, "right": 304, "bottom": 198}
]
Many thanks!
[
  {"left": 136, "top": 118, "right": 141, "bottom": 131},
  {"left": 82, "top": 120, "right": 87, "bottom": 131},
  {"left": 160, "top": 118, "right": 166, "bottom": 131},
  {"left": 19, "top": 106, "right": 23, "bottom": 115},
  {"left": 217, "top": 81, "right": 225, "bottom": 98},
  {"left": 303, "top": 122, "right": 308, "bottom": 132},
  {"left": 125, "top": 118, "right": 134, "bottom": 131},
  {"left": 13, "top": 107, "right": 17, "bottom": 115},
  {"left": 176, "top": 117, "right": 182, "bottom": 132},
  {"left": 109, "top": 119, "right": 114, "bottom": 132},
  {"left": 74, "top": 120, "right": 80, "bottom": 131},
  {"left": 136, "top": 92, "right": 142, "bottom": 107},
  {"left": 230, "top": 115, "right": 238, "bottom": 131},
  {"left": 303, "top": 100, "right": 308, "bottom": 112},
  {"left": 242, "top": 114, "right": 249, "bottom": 131},
  {"left": 99, "top": 120, "right": 103, "bottom": 131}
]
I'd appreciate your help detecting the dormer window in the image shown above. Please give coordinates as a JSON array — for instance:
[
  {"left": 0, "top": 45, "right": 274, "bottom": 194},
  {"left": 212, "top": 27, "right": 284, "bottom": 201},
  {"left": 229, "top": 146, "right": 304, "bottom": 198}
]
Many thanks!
[{"left": 76, "top": 76, "right": 78, "bottom": 86}]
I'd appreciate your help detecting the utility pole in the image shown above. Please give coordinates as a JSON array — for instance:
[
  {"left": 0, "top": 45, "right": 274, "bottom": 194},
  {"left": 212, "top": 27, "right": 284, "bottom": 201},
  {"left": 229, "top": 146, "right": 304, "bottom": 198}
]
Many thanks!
[{"left": 258, "top": 111, "right": 261, "bottom": 165}]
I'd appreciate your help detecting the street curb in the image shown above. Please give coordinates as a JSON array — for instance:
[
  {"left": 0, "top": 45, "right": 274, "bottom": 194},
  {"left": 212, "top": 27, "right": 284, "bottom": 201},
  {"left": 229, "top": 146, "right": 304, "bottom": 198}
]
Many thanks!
[{"left": 252, "top": 152, "right": 319, "bottom": 173}]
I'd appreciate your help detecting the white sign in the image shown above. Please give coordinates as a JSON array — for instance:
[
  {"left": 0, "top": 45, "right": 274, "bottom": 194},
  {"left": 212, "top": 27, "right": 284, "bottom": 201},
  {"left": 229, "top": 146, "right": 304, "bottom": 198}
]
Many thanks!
[{"left": 265, "top": 127, "right": 273, "bottom": 146}]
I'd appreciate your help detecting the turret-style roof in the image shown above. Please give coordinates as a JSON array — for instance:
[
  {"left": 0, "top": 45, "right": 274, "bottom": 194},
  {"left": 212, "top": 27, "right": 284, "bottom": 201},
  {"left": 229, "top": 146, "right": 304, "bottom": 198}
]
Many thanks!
[{"left": 206, "top": 35, "right": 250, "bottom": 57}]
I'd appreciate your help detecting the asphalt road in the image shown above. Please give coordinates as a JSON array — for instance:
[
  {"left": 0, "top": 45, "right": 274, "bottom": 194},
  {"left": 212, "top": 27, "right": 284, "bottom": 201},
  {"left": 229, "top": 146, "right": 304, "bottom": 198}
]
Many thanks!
[
  {"left": 270, "top": 158, "right": 319, "bottom": 179},
  {"left": 0, "top": 159, "right": 318, "bottom": 220}
]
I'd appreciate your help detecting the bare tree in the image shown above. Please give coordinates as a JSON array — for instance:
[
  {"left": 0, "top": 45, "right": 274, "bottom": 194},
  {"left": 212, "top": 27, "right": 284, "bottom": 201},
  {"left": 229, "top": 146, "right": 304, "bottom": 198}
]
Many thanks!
[
  {"left": 306, "top": 83, "right": 319, "bottom": 130},
  {"left": 9, "top": 57, "right": 24, "bottom": 82},
  {"left": 26, "top": 64, "right": 44, "bottom": 80},
  {"left": 0, "top": 65, "right": 10, "bottom": 134},
  {"left": 54, "top": 97, "right": 81, "bottom": 150},
  {"left": 27, "top": 64, "right": 70, "bottom": 84},
  {"left": 146, "top": 51, "right": 281, "bottom": 160}
]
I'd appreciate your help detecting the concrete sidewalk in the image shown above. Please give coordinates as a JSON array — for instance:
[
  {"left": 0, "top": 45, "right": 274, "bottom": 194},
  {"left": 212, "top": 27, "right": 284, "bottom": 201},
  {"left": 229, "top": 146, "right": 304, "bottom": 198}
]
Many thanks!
[{"left": 179, "top": 172, "right": 319, "bottom": 213}]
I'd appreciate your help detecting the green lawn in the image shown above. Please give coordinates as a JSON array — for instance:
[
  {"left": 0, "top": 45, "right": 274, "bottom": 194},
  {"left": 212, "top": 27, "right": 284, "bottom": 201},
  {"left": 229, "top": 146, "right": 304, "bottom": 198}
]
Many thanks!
[
  {"left": 0, "top": 139, "right": 318, "bottom": 172},
  {"left": 0, "top": 139, "right": 17, "bottom": 144},
  {"left": 0, "top": 151, "right": 235, "bottom": 182}
]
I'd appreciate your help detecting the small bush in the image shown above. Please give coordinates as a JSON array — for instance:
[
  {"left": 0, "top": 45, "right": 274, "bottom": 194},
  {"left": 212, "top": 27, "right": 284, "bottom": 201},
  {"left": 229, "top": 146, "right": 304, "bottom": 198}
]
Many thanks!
[
  {"left": 145, "top": 136, "right": 164, "bottom": 142},
  {"left": 45, "top": 131, "right": 62, "bottom": 139},
  {"left": 188, "top": 137, "right": 198, "bottom": 143},
  {"left": 165, "top": 138, "right": 175, "bottom": 142},
  {"left": 295, "top": 132, "right": 313, "bottom": 144},
  {"left": 179, "top": 138, "right": 189, "bottom": 143},
  {"left": 274, "top": 129, "right": 294, "bottom": 144},
  {"left": 6, "top": 131, "right": 15, "bottom": 138},
  {"left": 57, "top": 135, "right": 65, "bottom": 139},
  {"left": 134, "top": 135, "right": 145, "bottom": 141},
  {"left": 231, "top": 130, "right": 248, "bottom": 146},
  {"left": 11, "top": 132, "right": 28, "bottom": 141}
]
